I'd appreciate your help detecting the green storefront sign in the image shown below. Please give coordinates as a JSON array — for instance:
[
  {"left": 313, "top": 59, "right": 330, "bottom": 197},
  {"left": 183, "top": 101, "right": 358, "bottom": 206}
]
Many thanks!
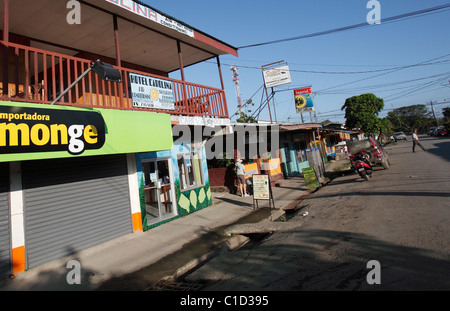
[{"left": 0, "top": 101, "right": 173, "bottom": 162}]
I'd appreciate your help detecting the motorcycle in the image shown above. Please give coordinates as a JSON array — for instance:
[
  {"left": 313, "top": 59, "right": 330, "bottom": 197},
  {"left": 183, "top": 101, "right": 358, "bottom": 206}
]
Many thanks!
[{"left": 349, "top": 151, "right": 373, "bottom": 181}]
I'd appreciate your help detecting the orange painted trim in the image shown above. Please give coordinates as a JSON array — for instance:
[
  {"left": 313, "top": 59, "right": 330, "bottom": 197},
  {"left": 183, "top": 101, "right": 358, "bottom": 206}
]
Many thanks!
[
  {"left": 12, "top": 246, "right": 26, "bottom": 275},
  {"left": 132, "top": 212, "right": 143, "bottom": 232},
  {"left": 194, "top": 31, "right": 239, "bottom": 57}
]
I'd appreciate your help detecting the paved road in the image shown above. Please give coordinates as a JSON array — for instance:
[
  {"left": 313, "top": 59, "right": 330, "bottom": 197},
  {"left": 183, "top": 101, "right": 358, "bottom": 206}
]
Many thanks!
[{"left": 190, "top": 135, "right": 450, "bottom": 291}]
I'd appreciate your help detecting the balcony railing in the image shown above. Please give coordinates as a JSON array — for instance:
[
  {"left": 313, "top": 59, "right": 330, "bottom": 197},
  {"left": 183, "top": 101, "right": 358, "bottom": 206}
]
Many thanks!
[{"left": 0, "top": 41, "right": 228, "bottom": 118}]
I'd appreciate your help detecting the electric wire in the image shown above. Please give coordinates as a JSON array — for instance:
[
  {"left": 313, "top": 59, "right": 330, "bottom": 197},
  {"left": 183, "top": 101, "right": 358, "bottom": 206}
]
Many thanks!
[
  {"left": 230, "top": 84, "right": 264, "bottom": 117},
  {"left": 316, "top": 71, "right": 450, "bottom": 95},
  {"left": 315, "top": 53, "right": 450, "bottom": 93},
  {"left": 210, "top": 59, "right": 450, "bottom": 75},
  {"left": 237, "top": 4, "right": 450, "bottom": 49},
  {"left": 221, "top": 4, "right": 450, "bottom": 121}
]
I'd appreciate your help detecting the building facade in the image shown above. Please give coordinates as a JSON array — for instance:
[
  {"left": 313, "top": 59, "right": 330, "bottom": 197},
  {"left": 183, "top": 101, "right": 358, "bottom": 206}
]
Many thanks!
[
  {"left": 279, "top": 123, "right": 324, "bottom": 178},
  {"left": 0, "top": 0, "right": 237, "bottom": 278}
]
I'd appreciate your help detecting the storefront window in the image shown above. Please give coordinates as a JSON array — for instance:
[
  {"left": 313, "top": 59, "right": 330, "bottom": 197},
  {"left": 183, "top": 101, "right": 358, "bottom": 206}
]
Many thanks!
[
  {"left": 140, "top": 157, "right": 176, "bottom": 224},
  {"left": 193, "top": 152, "right": 203, "bottom": 186},
  {"left": 178, "top": 151, "right": 204, "bottom": 190},
  {"left": 294, "top": 141, "right": 307, "bottom": 162}
]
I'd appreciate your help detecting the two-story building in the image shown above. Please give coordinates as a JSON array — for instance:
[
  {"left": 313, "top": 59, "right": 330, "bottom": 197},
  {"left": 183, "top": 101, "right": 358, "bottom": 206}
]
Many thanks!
[{"left": 0, "top": 0, "right": 237, "bottom": 278}]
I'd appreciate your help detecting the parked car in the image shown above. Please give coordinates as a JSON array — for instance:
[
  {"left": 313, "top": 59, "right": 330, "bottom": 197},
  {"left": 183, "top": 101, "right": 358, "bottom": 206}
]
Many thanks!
[
  {"left": 434, "top": 128, "right": 448, "bottom": 136},
  {"left": 347, "top": 137, "right": 390, "bottom": 169},
  {"left": 428, "top": 127, "right": 436, "bottom": 136},
  {"left": 391, "top": 132, "right": 407, "bottom": 141}
]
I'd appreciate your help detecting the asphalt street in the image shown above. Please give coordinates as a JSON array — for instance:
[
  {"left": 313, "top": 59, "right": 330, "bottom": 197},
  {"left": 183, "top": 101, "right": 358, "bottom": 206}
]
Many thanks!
[{"left": 190, "top": 135, "right": 450, "bottom": 291}]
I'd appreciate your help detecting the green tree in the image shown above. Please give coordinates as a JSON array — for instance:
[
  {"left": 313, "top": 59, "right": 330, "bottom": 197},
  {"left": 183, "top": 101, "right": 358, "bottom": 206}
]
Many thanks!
[
  {"left": 341, "top": 93, "right": 384, "bottom": 136},
  {"left": 236, "top": 111, "right": 257, "bottom": 123},
  {"left": 386, "top": 104, "right": 431, "bottom": 131},
  {"left": 443, "top": 107, "right": 450, "bottom": 120}
]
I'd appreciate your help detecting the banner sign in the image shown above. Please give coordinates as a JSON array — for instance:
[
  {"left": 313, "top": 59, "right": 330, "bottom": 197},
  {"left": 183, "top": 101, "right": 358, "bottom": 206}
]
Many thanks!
[
  {"left": 130, "top": 73, "right": 175, "bottom": 110},
  {"left": 105, "top": 0, "right": 195, "bottom": 37},
  {"left": 0, "top": 103, "right": 173, "bottom": 163},
  {"left": 302, "top": 166, "right": 319, "bottom": 189},
  {"left": 294, "top": 87, "right": 314, "bottom": 113},
  {"left": 178, "top": 116, "right": 231, "bottom": 127},
  {"left": 263, "top": 65, "right": 291, "bottom": 88},
  {"left": 244, "top": 163, "right": 258, "bottom": 179},
  {"left": 0, "top": 105, "right": 105, "bottom": 155}
]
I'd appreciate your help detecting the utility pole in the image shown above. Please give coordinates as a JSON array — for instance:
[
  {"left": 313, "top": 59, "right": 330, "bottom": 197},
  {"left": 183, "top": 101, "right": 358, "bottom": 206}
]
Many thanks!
[
  {"left": 262, "top": 73, "right": 274, "bottom": 124},
  {"left": 231, "top": 66, "right": 243, "bottom": 115},
  {"left": 261, "top": 60, "right": 287, "bottom": 124},
  {"left": 429, "top": 100, "right": 439, "bottom": 126},
  {"left": 271, "top": 87, "right": 277, "bottom": 123}
]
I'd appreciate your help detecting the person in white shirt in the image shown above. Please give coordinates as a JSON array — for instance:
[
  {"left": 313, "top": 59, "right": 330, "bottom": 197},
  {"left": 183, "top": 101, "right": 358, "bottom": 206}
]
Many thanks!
[
  {"left": 412, "top": 129, "right": 427, "bottom": 152},
  {"left": 235, "top": 159, "right": 249, "bottom": 197}
]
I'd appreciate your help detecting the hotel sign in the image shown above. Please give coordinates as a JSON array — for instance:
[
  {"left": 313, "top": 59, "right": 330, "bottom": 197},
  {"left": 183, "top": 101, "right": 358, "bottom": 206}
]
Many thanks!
[
  {"left": 129, "top": 73, "right": 175, "bottom": 110},
  {"left": 105, "top": 0, "right": 195, "bottom": 37}
]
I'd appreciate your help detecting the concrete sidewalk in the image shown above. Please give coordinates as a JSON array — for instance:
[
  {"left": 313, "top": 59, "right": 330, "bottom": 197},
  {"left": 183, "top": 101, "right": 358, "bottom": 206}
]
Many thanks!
[
  {"left": 0, "top": 158, "right": 350, "bottom": 291},
  {"left": 0, "top": 174, "right": 315, "bottom": 291}
]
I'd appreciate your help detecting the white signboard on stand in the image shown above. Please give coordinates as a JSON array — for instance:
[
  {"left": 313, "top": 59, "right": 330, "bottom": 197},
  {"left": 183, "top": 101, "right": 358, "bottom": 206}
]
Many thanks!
[{"left": 262, "top": 65, "right": 291, "bottom": 88}]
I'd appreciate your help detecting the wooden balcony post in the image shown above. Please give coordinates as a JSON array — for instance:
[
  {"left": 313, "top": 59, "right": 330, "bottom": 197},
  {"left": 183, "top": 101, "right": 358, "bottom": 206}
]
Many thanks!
[
  {"left": 216, "top": 56, "right": 225, "bottom": 90},
  {"left": 216, "top": 56, "right": 229, "bottom": 118},
  {"left": 113, "top": 15, "right": 121, "bottom": 67},
  {"left": 2, "top": 0, "right": 9, "bottom": 93},
  {"left": 177, "top": 40, "right": 189, "bottom": 113},
  {"left": 3, "top": 0, "right": 9, "bottom": 42},
  {"left": 113, "top": 14, "right": 125, "bottom": 107},
  {"left": 177, "top": 40, "right": 185, "bottom": 82}
]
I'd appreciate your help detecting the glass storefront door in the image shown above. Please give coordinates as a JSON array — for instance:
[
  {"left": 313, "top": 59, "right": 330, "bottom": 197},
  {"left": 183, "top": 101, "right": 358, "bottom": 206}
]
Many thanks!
[{"left": 142, "top": 158, "right": 176, "bottom": 224}]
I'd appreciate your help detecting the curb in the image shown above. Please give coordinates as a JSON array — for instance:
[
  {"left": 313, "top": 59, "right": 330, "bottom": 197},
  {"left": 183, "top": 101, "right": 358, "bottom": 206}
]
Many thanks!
[
  {"left": 158, "top": 208, "right": 287, "bottom": 285},
  {"left": 154, "top": 233, "right": 251, "bottom": 286}
]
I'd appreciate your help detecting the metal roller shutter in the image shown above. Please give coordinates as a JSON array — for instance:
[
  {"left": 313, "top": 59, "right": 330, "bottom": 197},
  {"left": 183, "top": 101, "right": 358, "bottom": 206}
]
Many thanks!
[
  {"left": 0, "top": 163, "right": 11, "bottom": 279},
  {"left": 23, "top": 155, "right": 133, "bottom": 269}
]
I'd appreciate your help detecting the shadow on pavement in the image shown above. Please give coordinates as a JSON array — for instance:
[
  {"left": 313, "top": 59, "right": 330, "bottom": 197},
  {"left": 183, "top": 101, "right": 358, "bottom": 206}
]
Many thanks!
[
  {"left": 427, "top": 138, "right": 450, "bottom": 162},
  {"left": 197, "top": 228, "right": 450, "bottom": 291}
]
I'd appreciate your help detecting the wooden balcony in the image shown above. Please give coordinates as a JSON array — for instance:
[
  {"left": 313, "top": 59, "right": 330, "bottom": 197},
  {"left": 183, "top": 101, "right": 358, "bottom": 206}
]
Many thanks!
[{"left": 0, "top": 41, "right": 229, "bottom": 118}]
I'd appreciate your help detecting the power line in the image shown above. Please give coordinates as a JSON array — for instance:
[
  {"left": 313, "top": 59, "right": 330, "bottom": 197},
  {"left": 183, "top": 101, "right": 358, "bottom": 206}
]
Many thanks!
[
  {"left": 315, "top": 97, "right": 450, "bottom": 120},
  {"left": 315, "top": 53, "right": 450, "bottom": 93},
  {"left": 382, "top": 73, "right": 450, "bottom": 102},
  {"left": 209, "top": 59, "right": 450, "bottom": 75},
  {"left": 221, "top": 57, "right": 443, "bottom": 68},
  {"left": 230, "top": 84, "right": 264, "bottom": 118},
  {"left": 238, "top": 3, "right": 450, "bottom": 49},
  {"left": 316, "top": 71, "right": 450, "bottom": 95}
]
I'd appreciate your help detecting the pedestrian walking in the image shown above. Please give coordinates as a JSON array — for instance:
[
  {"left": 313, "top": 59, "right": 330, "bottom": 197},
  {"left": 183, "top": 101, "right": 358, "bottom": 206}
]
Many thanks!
[
  {"left": 235, "top": 159, "right": 249, "bottom": 197},
  {"left": 412, "top": 129, "right": 427, "bottom": 152}
]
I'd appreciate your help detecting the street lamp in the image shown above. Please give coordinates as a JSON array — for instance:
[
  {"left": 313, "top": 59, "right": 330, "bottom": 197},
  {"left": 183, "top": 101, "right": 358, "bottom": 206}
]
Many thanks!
[{"left": 51, "top": 60, "right": 122, "bottom": 105}]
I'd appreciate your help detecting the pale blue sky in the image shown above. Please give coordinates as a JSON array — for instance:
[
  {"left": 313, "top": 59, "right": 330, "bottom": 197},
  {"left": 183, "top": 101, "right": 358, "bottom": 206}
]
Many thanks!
[{"left": 145, "top": 0, "right": 450, "bottom": 123}]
